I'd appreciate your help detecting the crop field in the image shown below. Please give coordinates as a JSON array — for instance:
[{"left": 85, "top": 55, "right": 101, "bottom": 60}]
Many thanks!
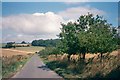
[
  {"left": 14, "top": 46, "right": 44, "bottom": 53},
  {"left": 1, "top": 46, "right": 44, "bottom": 57},
  {"left": 1, "top": 49, "right": 31, "bottom": 57}
]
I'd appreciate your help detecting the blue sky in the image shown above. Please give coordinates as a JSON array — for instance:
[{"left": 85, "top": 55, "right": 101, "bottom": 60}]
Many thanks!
[
  {"left": 2, "top": 2, "right": 119, "bottom": 43},
  {"left": 2, "top": 0, "right": 120, "bottom": 2}
]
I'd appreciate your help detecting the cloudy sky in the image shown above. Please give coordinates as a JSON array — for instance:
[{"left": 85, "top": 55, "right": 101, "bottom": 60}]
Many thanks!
[{"left": 2, "top": 2, "right": 118, "bottom": 43}]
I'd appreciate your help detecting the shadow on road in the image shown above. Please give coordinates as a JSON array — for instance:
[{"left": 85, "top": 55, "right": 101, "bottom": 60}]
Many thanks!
[{"left": 37, "top": 65, "right": 50, "bottom": 71}]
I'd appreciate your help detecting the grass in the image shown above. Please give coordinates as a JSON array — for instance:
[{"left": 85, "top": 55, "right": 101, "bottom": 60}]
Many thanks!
[
  {"left": 39, "top": 50, "right": 120, "bottom": 79},
  {"left": 45, "top": 60, "right": 87, "bottom": 78},
  {"left": 2, "top": 54, "right": 32, "bottom": 78},
  {"left": 1, "top": 46, "right": 44, "bottom": 78}
]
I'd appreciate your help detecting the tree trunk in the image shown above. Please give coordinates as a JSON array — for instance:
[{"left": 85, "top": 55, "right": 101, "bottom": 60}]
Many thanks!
[
  {"left": 83, "top": 53, "right": 86, "bottom": 60},
  {"left": 100, "top": 53, "right": 103, "bottom": 63},
  {"left": 81, "top": 53, "right": 86, "bottom": 63},
  {"left": 55, "top": 54, "right": 57, "bottom": 60},
  {"left": 78, "top": 54, "right": 81, "bottom": 61},
  {"left": 68, "top": 54, "right": 71, "bottom": 62},
  {"left": 55, "top": 54, "right": 57, "bottom": 58}
]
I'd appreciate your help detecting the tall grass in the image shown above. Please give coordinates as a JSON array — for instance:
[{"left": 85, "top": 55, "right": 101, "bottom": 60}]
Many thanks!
[
  {"left": 39, "top": 50, "right": 120, "bottom": 79},
  {"left": 2, "top": 54, "right": 32, "bottom": 78}
]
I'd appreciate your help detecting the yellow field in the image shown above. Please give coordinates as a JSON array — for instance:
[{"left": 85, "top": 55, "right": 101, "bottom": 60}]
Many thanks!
[
  {"left": 14, "top": 46, "right": 44, "bottom": 53},
  {"left": 1, "top": 49, "right": 31, "bottom": 57},
  {"left": 1, "top": 46, "right": 44, "bottom": 57}
]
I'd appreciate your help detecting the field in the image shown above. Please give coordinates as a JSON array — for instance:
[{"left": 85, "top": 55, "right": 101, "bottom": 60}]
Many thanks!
[
  {"left": 14, "top": 46, "right": 44, "bottom": 53},
  {"left": 1, "top": 46, "right": 44, "bottom": 57}
]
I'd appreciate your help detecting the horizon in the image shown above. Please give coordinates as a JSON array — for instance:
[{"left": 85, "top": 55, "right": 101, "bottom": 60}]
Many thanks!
[{"left": 1, "top": 38, "right": 60, "bottom": 43}]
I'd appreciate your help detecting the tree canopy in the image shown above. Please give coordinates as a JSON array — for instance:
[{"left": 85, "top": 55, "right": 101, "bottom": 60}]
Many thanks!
[
  {"left": 31, "top": 39, "right": 60, "bottom": 47},
  {"left": 59, "top": 13, "right": 118, "bottom": 60}
]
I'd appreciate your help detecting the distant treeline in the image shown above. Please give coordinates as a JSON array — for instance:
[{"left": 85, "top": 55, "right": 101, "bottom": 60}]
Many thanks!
[
  {"left": 2, "top": 41, "right": 30, "bottom": 48},
  {"left": 31, "top": 39, "right": 60, "bottom": 47}
]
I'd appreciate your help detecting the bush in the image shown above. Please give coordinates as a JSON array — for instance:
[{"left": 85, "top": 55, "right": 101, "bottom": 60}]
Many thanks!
[{"left": 38, "top": 47, "right": 60, "bottom": 58}]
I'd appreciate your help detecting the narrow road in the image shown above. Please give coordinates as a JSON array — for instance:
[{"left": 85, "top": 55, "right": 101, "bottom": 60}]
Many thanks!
[{"left": 13, "top": 54, "right": 62, "bottom": 78}]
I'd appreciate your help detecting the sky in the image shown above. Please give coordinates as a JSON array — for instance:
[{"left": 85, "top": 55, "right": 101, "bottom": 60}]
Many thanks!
[
  {"left": 2, "top": 0, "right": 120, "bottom": 2},
  {"left": 2, "top": 2, "right": 119, "bottom": 43}
]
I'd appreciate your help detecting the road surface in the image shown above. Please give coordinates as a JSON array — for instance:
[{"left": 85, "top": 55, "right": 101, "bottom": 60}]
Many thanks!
[{"left": 13, "top": 54, "right": 62, "bottom": 78}]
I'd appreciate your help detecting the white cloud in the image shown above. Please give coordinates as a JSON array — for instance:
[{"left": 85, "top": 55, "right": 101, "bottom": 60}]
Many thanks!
[
  {"left": 2, "top": 12, "right": 64, "bottom": 42},
  {"left": 3, "top": 12, "right": 63, "bottom": 35},
  {"left": 58, "top": 6, "right": 106, "bottom": 20},
  {"left": 64, "top": 0, "right": 89, "bottom": 4}
]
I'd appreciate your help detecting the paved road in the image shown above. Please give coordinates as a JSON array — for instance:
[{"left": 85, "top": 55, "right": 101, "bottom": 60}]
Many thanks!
[{"left": 13, "top": 54, "right": 62, "bottom": 78}]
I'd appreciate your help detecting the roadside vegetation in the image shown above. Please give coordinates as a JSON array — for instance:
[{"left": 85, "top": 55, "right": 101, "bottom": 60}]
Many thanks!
[
  {"left": 40, "top": 50, "right": 120, "bottom": 78},
  {"left": 39, "top": 13, "right": 120, "bottom": 79},
  {"left": 2, "top": 46, "right": 44, "bottom": 78},
  {"left": 2, "top": 54, "right": 33, "bottom": 78}
]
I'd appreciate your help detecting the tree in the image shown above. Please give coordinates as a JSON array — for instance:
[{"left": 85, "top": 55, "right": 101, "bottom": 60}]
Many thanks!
[
  {"left": 6, "top": 42, "right": 15, "bottom": 48},
  {"left": 76, "top": 13, "right": 95, "bottom": 60},
  {"left": 50, "top": 47, "right": 60, "bottom": 59},
  {"left": 59, "top": 13, "right": 118, "bottom": 62},
  {"left": 77, "top": 13, "right": 118, "bottom": 61},
  {"left": 59, "top": 22, "right": 80, "bottom": 61},
  {"left": 31, "top": 39, "right": 59, "bottom": 47},
  {"left": 21, "top": 41, "right": 27, "bottom": 44}
]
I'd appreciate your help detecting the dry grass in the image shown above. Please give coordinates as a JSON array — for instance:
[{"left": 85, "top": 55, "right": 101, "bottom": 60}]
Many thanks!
[
  {"left": 1, "top": 49, "right": 33, "bottom": 57},
  {"left": 2, "top": 54, "right": 30, "bottom": 78},
  {"left": 14, "top": 46, "right": 44, "bottom": 53},
  {"left": 43, "top": 50, "right": 120, "bottom": 79},
  {"left": 1, "top": 46, "right": 44, "bottom": 57},
  {"left": 1, "top": 46, "right": 44, "bottom": 78},
  {"left": 46, "top": 50, "right": 119, "bottom": 62},
  {"left": 1, "top": 47, "right": 37, "bottom": 78}
]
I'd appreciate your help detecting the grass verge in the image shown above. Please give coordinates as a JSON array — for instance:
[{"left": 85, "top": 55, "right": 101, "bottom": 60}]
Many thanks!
[
  {"left": 39, "top": 52, "right": 120, "bottom": 79},
  {"left": 2, "top": 54, "right": 33, "bottom": 78}
]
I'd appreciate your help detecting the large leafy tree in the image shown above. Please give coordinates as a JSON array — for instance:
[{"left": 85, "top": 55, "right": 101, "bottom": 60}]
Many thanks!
[
  {"left": 76, "top": 13, "right": 95, "bottom": 59},
  {"left": 59, "top": 13, "right": 118, "bottom": 61},
  {"left": 77, "top": 14, "right": 117, "bottom": 60},
  {"left": 59, "top": 22, "right": 79, "bottom": 61}
]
